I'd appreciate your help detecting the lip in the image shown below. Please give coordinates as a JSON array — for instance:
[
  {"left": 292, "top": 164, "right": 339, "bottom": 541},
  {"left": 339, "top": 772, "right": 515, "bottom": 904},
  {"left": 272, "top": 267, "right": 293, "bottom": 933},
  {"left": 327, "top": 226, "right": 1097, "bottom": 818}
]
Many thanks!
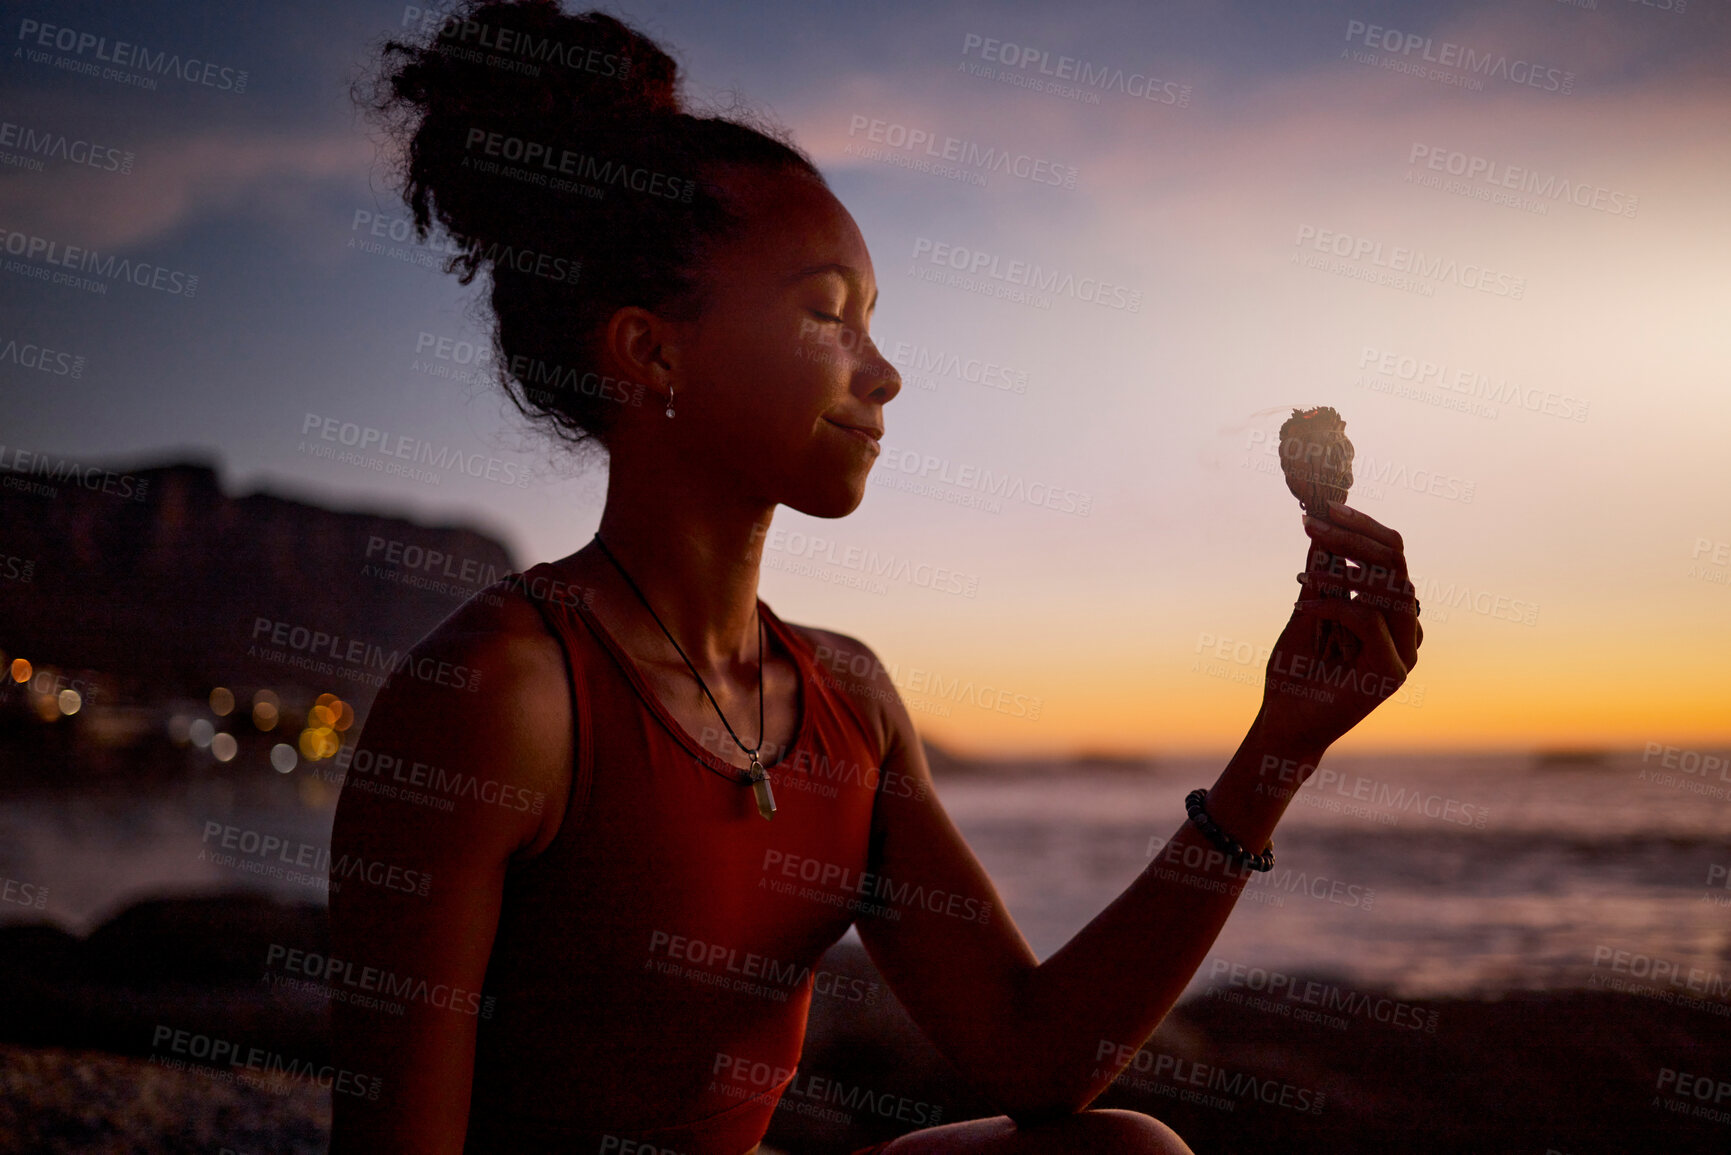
[{"left": 824, "top": 418, "right": 883, "bottom": 449}]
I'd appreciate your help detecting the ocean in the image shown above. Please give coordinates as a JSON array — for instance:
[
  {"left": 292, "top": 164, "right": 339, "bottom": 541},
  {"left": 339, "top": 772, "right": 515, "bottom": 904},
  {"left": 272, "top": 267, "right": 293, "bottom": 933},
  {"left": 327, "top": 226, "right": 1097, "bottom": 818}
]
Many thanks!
[{"left": 3, "top": 749, "right": 1727, "bottom": 1001}]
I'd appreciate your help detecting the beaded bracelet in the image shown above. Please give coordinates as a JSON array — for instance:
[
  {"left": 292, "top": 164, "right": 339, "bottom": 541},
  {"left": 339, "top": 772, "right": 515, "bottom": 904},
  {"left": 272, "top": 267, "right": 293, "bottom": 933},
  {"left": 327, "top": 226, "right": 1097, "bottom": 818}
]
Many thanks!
[{"left": 1184, "top": 788, "right": 1275, "bottom": 872}]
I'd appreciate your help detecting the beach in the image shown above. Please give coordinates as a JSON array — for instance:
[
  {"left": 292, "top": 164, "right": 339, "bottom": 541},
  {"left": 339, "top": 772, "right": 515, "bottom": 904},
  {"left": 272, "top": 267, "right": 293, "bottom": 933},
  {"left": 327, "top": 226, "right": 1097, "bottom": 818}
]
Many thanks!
[{"left": 3, "top": 751, "right": 1728, "bottom": 1151}]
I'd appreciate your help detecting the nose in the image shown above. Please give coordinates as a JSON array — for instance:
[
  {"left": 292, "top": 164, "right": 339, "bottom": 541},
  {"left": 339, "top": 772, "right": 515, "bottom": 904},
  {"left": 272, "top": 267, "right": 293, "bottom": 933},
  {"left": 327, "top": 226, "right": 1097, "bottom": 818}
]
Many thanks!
[{"left": 856, "top": 331, "right": 902, "bottom": 403}]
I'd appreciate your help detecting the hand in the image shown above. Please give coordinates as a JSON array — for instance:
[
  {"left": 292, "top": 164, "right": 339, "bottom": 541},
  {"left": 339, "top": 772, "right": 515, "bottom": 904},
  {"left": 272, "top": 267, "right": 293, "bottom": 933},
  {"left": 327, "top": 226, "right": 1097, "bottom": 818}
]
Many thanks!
[{"left": 1255, "top": 502, "right": 1423, "bottom": 753}]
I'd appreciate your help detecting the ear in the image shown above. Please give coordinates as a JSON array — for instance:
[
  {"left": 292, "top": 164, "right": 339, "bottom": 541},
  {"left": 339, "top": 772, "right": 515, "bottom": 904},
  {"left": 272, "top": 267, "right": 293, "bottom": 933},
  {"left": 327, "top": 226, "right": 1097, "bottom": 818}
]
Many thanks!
[{"left": 603, "top": 305, "right": 684, "bottom": 402}]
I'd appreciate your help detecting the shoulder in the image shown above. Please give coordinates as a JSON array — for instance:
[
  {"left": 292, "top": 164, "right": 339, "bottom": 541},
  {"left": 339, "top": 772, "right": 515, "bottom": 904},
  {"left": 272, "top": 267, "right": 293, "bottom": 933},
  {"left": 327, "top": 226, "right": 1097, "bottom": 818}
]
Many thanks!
[
  {"left": 781, "top": 620, "right": 908, "bottom": 760},
  {"left": 335, "top": 575, "right": 574, "bottom": 861},
  {"left": 392, "top": 576, "right": 569, "bottom": 709}
]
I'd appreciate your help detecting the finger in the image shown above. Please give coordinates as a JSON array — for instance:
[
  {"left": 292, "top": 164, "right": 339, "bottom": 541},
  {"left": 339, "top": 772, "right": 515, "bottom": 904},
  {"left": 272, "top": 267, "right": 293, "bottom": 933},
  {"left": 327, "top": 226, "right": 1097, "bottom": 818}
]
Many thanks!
[
  {"left": 1318, "top": 502, "right": 1405, "bottom": 553},
  {"left": 1305, "top": 515, "right": 1406, "bottom": 576},
  {"left": 1297, "top": 567, "right": 1361, "bottom": 600},
  {"left": 1298, "top": 571, "right": 1419, "bottom": 665},
  {"left": 1378, "top": 600, "right": 1421, "bottom": 671},
  {"left": 1301, "top": 553, "right": 1414, "bottom": 613},
  {"left": 1294, "top": 595, "right": 1411, "bottom": 686},
  {"left": 1350, "top": 571, "right": 1415, "bottom": 611},
  {"left": 1304, "top": 542, "right": 1370, "bottom": 586},
  {"left": 1341, "top": 580, "right": 1420, "bottom": 671},
  {"left": 1305, "top": 540, "right": 1360, "bottom": 575},
  {"left": 1295, "top": 596, "right": 1396, "bottom": 636},
  {"left": 1302, "top": 549, "right": 1354, "bottom": 599},
  {"left": 1304, "top": 514, "right": 1403, "bottom": 571},
  {"left": 1350, "top": 559, "right": 1411, "bottom": 602}
]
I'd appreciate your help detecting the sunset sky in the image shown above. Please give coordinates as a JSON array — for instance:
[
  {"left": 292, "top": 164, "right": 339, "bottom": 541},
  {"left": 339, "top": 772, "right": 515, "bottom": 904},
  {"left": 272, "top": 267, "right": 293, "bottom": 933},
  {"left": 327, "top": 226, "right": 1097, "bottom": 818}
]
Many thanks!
[{"left": 4, "top": 0, "right": 1728, "bottom": 758}]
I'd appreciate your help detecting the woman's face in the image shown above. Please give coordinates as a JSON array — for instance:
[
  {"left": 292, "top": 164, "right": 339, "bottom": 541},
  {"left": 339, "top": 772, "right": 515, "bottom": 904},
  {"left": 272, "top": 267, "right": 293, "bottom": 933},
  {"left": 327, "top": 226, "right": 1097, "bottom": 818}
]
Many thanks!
[{"left": 648, "top": 165, "right": 902, "bottom": 519}]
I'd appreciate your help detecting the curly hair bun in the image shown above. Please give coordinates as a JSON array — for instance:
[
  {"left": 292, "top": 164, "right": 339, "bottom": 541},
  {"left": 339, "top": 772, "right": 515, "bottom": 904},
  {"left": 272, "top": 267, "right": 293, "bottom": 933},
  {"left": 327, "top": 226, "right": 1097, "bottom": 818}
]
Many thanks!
[
  {"left": 378, "top": 1, "right": 684, "bottom": 257},
  {"left": 361, "top": 1, "right": 824, "bottom": 458}
]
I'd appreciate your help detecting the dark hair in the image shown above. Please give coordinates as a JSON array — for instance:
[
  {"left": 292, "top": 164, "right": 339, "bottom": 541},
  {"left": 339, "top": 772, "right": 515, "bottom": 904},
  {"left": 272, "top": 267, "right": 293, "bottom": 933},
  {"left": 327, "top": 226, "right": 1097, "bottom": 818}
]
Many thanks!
[{"left": 358, "top": 0, "right": 827, "bottom": 462}]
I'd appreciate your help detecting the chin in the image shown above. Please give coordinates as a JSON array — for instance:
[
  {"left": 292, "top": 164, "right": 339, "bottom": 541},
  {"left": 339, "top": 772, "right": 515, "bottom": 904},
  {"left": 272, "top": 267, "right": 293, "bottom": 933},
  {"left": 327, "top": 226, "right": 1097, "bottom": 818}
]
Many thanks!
[{"left": 784, "top": 472, "right": 871, "bottom": 519}]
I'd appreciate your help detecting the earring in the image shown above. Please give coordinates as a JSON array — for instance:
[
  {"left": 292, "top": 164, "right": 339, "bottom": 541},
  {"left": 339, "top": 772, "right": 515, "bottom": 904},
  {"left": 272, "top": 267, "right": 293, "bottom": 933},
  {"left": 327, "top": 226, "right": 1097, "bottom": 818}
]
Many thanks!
[{"left": 665, "top": 386, "right": 675, "bottom": 419}]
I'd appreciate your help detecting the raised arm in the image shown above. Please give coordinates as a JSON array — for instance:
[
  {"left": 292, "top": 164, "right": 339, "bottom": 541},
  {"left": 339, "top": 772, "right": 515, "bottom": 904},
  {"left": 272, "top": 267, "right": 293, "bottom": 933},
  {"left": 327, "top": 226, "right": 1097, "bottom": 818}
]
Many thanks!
[
  {"left": 848, "top": 503, "right": 1422, "bottom": 1124},
  {"left": 326, "top": 592, "right": 573, "bottom": 1155}
]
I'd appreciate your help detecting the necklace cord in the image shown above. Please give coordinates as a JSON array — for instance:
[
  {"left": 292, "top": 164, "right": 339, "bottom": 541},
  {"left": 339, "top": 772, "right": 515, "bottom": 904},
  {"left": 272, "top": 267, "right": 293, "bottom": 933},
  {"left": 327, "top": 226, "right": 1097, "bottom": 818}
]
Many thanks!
[{"left": 590, "top": 532, "right": 765, "bottom": 785}]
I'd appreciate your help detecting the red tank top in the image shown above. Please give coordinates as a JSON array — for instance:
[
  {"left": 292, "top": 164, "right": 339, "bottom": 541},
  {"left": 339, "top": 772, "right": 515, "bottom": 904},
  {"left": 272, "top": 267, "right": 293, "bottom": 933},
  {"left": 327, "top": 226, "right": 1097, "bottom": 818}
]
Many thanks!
[{"left": 463, "top": 562, "right": 886, "bottom": 1155}]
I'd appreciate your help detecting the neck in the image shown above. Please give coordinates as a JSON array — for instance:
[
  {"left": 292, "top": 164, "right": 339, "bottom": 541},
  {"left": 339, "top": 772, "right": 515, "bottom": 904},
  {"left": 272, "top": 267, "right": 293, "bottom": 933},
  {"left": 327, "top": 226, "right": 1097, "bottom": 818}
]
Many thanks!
[{"left": 588, "top": 459, "right": 775, "bottom": 674}]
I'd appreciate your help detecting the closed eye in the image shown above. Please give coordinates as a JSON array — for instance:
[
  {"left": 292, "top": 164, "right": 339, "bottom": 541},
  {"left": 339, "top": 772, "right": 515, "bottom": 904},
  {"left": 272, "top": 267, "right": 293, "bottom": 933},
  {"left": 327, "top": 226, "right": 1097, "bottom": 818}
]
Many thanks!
[{"left": 810, "top": 310, "right": 845, "bottom": 323}]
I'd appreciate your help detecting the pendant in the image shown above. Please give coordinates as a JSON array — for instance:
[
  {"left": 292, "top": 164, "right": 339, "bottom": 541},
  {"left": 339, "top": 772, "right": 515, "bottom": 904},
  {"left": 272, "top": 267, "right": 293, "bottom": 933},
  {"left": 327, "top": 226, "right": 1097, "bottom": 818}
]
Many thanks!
[{"left": 747, "top": 755, "right": 776, "bottom": 820}]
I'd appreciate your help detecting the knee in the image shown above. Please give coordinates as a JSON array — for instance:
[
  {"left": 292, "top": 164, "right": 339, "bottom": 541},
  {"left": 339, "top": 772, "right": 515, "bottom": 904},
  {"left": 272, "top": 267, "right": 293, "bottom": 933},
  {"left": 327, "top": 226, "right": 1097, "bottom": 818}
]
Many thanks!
[
  {"left": 1083, "top": 1110, "right": 1193, "bottom": 1155},
  {"left": 1022, "top": 1108, "right": 1194, "bottom": 1155}
]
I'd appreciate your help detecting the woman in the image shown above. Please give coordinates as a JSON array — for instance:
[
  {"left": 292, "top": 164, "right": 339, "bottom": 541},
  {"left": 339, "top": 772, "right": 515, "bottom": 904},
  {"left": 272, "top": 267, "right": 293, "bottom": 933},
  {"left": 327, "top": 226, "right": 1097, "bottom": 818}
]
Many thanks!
[{"left": 329, "top": 3, "right": 1423, "bottom": 1153}]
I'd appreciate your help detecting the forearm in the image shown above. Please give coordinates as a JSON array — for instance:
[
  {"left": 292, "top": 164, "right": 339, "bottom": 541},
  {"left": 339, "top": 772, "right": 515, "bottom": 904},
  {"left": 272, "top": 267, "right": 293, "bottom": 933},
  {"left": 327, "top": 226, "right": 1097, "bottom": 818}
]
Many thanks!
[{"left": 993, "top": 714, "right": 1326, "bottom": 1120}]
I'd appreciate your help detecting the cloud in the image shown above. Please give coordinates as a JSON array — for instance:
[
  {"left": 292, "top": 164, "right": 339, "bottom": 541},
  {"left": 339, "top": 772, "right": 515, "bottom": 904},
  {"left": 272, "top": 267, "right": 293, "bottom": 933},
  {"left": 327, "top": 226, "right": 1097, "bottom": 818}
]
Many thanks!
[{"left": 0, "top": 128, "right": 376, "bottom": 250}]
